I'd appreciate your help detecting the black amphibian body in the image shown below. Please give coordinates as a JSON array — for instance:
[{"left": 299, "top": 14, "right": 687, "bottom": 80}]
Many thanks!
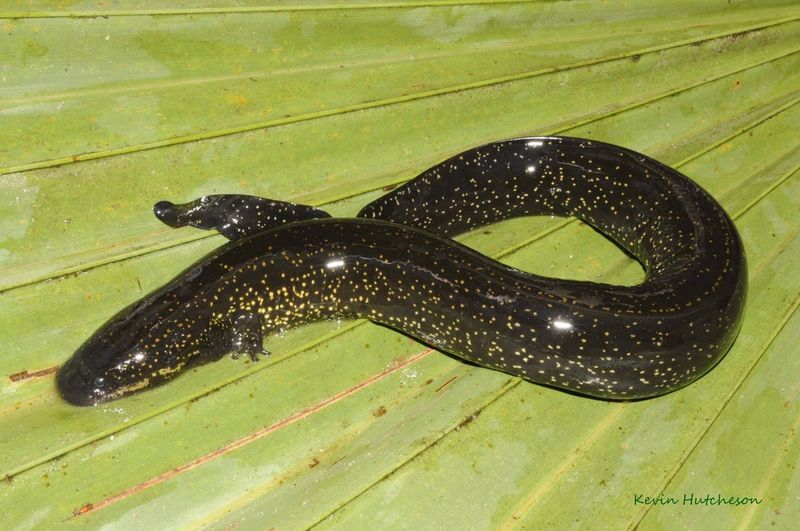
[{"left": 57, "top": 136, "right": 747, "bottom": 405}]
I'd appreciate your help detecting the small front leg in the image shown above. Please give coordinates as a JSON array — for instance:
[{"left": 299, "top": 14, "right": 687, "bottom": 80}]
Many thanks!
[{"left": 229, "top": 313, "right": 270, "bottom": 362}]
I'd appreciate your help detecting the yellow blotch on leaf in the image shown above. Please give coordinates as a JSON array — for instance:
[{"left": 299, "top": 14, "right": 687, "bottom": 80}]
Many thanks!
[{"left": 225, "top": 94, "right": 249, "bottom": 108}]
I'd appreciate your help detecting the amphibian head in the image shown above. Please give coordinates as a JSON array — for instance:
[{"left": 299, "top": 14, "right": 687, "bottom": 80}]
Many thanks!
[{"left": 56, "top": 293, "right": 228, "bottom": 406}]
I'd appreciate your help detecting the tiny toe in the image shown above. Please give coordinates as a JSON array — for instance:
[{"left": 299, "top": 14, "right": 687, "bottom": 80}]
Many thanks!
[{"left": 248, "top": 348, "right": 270, "bottom": 362}]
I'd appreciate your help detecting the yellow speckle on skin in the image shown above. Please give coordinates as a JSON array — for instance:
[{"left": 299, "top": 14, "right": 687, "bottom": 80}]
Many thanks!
[
  {"left": 115, "top": 378, "right": 151, "bottom": 397},
  {"left": 158, "top": 363, "right": 187, "bottom": 377}
]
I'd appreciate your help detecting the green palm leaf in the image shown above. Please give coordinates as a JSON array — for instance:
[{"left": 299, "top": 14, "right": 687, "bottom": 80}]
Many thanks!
[{"left": 1, "top": 1, "right": 799, "bottom": 528}]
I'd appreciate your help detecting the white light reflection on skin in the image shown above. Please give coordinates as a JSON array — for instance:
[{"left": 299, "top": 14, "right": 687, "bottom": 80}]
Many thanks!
[
  {"left": 325, "top": 258, "right": 345, "bottom": 270},
  {"left": 552, "top": 319, "right": 573, "bottom": 331},
  {"left": 114, "top": 351, "right": 146, "bottom": 373},
  {"left": 526, "top": 140, "right": 544, "bottom": 148}
]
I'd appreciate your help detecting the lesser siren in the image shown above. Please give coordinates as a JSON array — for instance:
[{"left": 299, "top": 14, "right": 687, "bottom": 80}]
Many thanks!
[{"left": 57, "top": 137, "right": 747, "bottom": 405}]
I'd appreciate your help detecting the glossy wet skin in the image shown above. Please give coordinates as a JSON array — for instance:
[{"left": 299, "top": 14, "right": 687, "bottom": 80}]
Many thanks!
[
  {"left": 57, "top": 268, "right": 229, "bottom": 405},
  {"left": 57, "top": 136, "right": 747, "bottom": 405}
]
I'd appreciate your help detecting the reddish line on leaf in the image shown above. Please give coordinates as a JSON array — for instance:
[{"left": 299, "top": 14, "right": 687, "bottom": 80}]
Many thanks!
[
  {"left": 434, "top": 375, "right": 458, "bottom": 393},
  {"left": 72, "top": 348, "right": 435, "bottom": 518},
  {"left": 8, "top": 366, "right": 58, "bottom": 382}
]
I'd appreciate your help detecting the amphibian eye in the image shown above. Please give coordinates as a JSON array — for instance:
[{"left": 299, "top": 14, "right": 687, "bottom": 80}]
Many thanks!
[{"left": 93, "top": 376, "right": 105, "bottom": 388}]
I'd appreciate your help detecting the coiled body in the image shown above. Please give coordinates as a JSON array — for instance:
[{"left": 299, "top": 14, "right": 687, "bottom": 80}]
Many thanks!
[{"left": 57, "top": 137, "right": 747, "bottom": 405}]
